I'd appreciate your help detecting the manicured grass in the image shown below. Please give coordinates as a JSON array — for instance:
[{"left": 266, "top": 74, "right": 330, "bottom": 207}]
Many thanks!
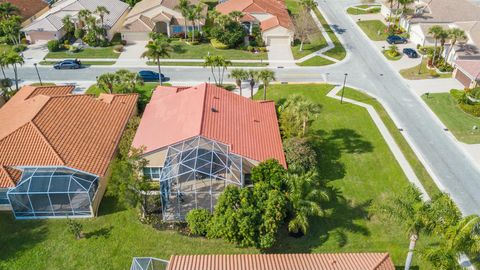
[
  {"left": 165, "top": 41, "right": 267, "bottom": 60},
  {"left": 45, "top": 47, "right": 120, "bottom": 59},
  {"left": 147, "top": 61, "right": 268, "bottom": 67},
  {"left": 357, "top": 20, "right": 389, "bottom": 41},
  {"left": 291, "top": 34, "right": 328, "bottom": 59},
  {"left": 422, "top": 92, "right": 480, "bottom": 144},
  {"left": 285, "top": 0, "right": 301, "bottom": 15},
  {"left": 0, "top": 197, "right": 257, "bottom": 270},
  {"left": 297, "top": 56, "right": 335, "bottom": 66},
  {"left": 30, "top": 82, "right": 56, "bottom": 86},
  {"left": 39, "top": 61, "right": 116, "bottom": 66},
  {"left": 255, "top": 84, "right": 435, "bottom": 268},
  {"left": 347, "top": 6, "right": 381, "bottom": 15},
  {"left": 342, "top": 89, "right": 441, "bottom": 196},
  {"left": 313, "top": 7, "right": 347, "bottom": 61},
  {"left": 399, "top": 59, "right": 452, "bottom": 80},
  {"left": 382, "top": 51, "right": 402, "bottom": 61},
  {"left": 86, "top": 82, "right": 158, "bottom": 97}
]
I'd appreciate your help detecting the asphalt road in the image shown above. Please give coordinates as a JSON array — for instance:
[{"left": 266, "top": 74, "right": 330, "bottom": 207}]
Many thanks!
[{"left": 5, "top": 0, "right": 480, "bottom": 214}]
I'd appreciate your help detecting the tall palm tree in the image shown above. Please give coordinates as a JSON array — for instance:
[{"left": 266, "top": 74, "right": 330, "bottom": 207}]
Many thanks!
[
  {"left": 0, "top": 51, "right": 8, "bottom": 80},
  {"left": 257, "top": 69, "right": 276, "bottom": 100},
  {"left": 286, "top": 171, "right": 330, "bottom": 235},
  {"left": 6, "top": 51, "right": 24, "bottom": 92},
  {"left": 204, "top": 55, "right": 218, "bottom": 85},
  {"left": 0, "top": 2, "right": 19, "bottom": 19},
  {"left": 228, "top": 11, "right": 243, "bottom": 22},
  {"left": 95, "top": 6, "right": 110, "bottom": 37},
  {"left": 437, "top": 30, "right": 449, "bottom": 63},
  {"left": 77, "top": 9, "right": 92, "bottom": 28},
  {"left": 142, "top": 39, "right": 172, "bottom": 86},
  {"left": 116, "top": 69, "right": 144, "bottom": 93},
  {"left": 299, "top": 0, "right": 317, "bottom": 12},
  {"left": 428, "top": 25, "right": 444, "bottom": 67},
  {"left": 176, "top": 0, "right": 190, "bottom": 39},
  {"left": 62, "top": 15, "right": 75, "bottom": 35},
  {"left": 283, "top": 94, "right": 321, "bottom": 136},
  {"left": 97, "top": 72, "right": 119, "bottom": 94},
  {"left": 247, "top": 69, "right": 258, "bottom": 99},
  {"left": 445, "top": 28, "right": 467, "bottom": 62},
  {"left": 228, "top": 68, "right": 248, "bottom": 96},
  {"left": 186, "top": 3, "right": 204, "bottom": 42},
  {"left": 377, "top": 184, "right": 431, "bottom": 270},
  {"left": 218, "top": 56, "right": 231, "bottom": 85}
]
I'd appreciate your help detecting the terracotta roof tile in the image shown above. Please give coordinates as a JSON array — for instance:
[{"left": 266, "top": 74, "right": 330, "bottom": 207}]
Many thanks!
[
  {"left": 0, "top": 86, "right": 138, "bottom": 188},
  {"left": 1, "top": 0, "right": 48, "bottom": 21},
  {"left": 132, "top": 83, "right": 286, "bottom": 167},
  {"left": 167, "top": 253, "right": 396, "bottom": 270}
]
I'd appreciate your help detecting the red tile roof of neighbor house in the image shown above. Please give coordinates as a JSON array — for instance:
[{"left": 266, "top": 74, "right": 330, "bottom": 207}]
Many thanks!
[
  {"left": 132, "top": 83, "right": 286, "bottom": 167},
  {"left": 456, "top": 60, "right": 480, "bottom": 79},
  {"left": 1, "top": 0, "right": 48, "bottom": 21},
  {"left": 0, "top": 85, "right": 138, "bottom": 188},
  {"left": 166, "top": 253, "right": 395, "bottom": 270},
  {"left": 216, "top": 0, "right": 293, "bottom": 31}
]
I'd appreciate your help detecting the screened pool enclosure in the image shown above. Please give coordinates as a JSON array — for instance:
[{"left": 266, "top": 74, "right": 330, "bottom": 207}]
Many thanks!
[
  {"left": 7, "top": 167, "right": 99, "bottom": 218},
  {"left": 159, "top": 136, "right": 244, "bottom": 221}
]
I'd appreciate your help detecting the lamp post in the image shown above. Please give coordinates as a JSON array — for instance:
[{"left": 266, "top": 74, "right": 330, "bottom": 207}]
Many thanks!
[
  {"left": 33, "top": 63, "right": 42, "bottom": 86},
  {"left": 340, "top": 73, "right": 348, "bottom": 104},
  {"left": 417, "top": 56, "right": 423, "bottom": 75}
]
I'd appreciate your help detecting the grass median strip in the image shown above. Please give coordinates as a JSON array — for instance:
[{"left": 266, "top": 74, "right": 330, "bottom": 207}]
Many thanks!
[
  {"left": 297, "top": 56, "right": 335, "bottom": 66},
  {"left": 45, "top": 47, "right": 120, "bottom": 59},
  {"left": 313, "top": 7, "right": 347, "bottom": 61},
  {"left": 40, "top": 61, "right": 116, "bottom": 66},
  {"left": 147, "top": 61, "right": 268, "bottom": 67}
]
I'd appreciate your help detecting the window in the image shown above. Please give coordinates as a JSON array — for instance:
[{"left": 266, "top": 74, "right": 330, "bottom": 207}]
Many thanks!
[
  {"left": 143, "top": 167, "right": 162, "bottom": 180},
  {"left": 0, "top": 188, "right": 9, "bottom": 205},
  {"left": 172, "top": 25, "right": 183, "bottom": 33}
]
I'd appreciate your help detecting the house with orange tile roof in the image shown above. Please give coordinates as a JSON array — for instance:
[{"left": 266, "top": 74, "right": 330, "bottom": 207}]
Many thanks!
[
  {"left": 132, "top": 253, "right": 396, "bottom": 270},
  {"left": 216, "top": 0, "right": 294, "bottom": 46},
  {"left": 132, "top": 83, "right": 285, "bottom": 221},
  {"left": 0, "top": 85, "right": 137, "bottom": 218}
]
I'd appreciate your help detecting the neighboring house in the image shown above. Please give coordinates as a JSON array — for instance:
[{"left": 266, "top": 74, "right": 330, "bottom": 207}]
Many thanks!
[
  {"left": 22, "top": 0, "right": 130, "bottom": 44},
  {"left": 133, "top": 253, "right": 396, "bottom": 270},
  {"left": 215, "top": 0, "right": 294, "bottom": 46},
  {"left": 132, "top": 83, "right": 285, "bottom": 221},
  {"left": 120, "top": 0, "right": 207, "bottom": 43},
  {"left": 453, "top": 59, "right": 480, "bottom": 88},
  {"left": 0, "top": 85, "right": 137, "bottom": 218},
  {"left": 444, "top": 22, "right": 480, "bottom": 63},
  {"left": 1, "top": 0, "right": 50, "bottom": 27}
]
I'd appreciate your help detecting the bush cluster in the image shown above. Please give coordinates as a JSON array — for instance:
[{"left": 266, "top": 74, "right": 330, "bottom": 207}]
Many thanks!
[{"left": 47, "top": 40, "right": 61, "bottom": 52}]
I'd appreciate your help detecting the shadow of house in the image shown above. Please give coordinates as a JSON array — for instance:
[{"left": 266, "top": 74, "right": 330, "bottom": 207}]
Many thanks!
[{"left": 0, "top": 213, "right": 47, "bottom": 261}]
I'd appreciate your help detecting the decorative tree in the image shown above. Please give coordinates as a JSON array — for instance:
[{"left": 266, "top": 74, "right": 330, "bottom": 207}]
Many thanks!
[
  {"left": 67, "top": 217, "right": 83, "bottom": 240},
  {"left": 294, "top": 8, "right": 316, "bottom": 52},
  {"left": 228, "top": 68, "right": 248, "bottom": 96},
  {"left": 142, "top": 39, "right": 172, "bottom": 85},
  {"left": 257, "top": 69, "right": 276, "bottom": 100},
  {"left": 283, "top": 137, "right": 317, "bottom": 172},
  {"left": 97, "top": 72, "right": 120, "bottom": 94}
]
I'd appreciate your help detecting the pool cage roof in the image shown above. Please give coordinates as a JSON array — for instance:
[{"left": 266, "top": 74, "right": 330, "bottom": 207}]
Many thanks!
[
  {"left": 159, "top": 136, "right": 244, "bottom": 221},
  {"left": 7, "top": 167, "right": 99, "bottom": 218},
  {"left": 131, "top": 257, "right": 169, "bottom": 270}
]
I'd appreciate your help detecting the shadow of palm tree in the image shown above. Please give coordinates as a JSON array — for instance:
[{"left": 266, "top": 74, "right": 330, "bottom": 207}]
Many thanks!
[
  {"left": 97, "top": 195, "right": 127, "bottom": 216},
  {"left": 0, "top": 213, "right": 47, "bottom": 261},
  {"left": 85, "top": 226, "right": 113, "bottom": 239},
  {"left": 172, "top": 44, "right": 186, "bottom": 54}
]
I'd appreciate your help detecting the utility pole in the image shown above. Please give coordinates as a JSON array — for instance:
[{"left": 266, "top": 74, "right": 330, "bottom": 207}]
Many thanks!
[
  {"left": 33, "top": 63, "right": 42, "bottom": 86},
  {"left": 340, "top": 73, "right": 348, "bottom": 104}
]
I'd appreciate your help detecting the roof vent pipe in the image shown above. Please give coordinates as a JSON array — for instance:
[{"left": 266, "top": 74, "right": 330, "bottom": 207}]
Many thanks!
[{"left": 211, "top": 107, "right": 218, "bottom": 112}]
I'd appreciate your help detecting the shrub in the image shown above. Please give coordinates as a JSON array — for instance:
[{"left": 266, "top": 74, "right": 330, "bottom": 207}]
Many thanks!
[
  {"left": 68, "top": 45, "right": 79, "bottom": 53},
  {"left": 12, "top": 44, "right": 27, "bottom": 52},
  {"left": 47, "top": 40, "right": 61, "bottom": 52},
  {"left": 64, "top": 40, "right": 70, "bottom": 45},
  {"left": 210, "top": 38, "right": 228, "bottom": 49},
  {"left": 185, "top": 209, "right": 212, "bottom": 236},
  {"left": 21, "top": 37, "right": 28, "bottom": 44},
  {"left": 258, "top": 47, "right": 267, "bottom": 52},
  {"left": 74, "top": 28, "right": 85, "bottom": 40},
  {"left": 113, "top": 44, "right": 124, "bottom": 52},
  {"left": 210, "top": 21, "right": 246, "bottom": 48},
  {"left": 251, "top": 159, "right": 287, "bottom": 191},
  {"left": 67, "top": 218, "right": 83, "bottom": 240},
  {"left": 283, "top": 137, "right": 317, "bottom": 172},
  {"left": 246, "top": 45, "right": 254, "bottom": 52}
]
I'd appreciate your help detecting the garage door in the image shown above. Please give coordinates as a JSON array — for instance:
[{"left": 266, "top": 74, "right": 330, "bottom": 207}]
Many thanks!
[
  {"left": 455, "top": 68, "right": 472, "bottom": 88},
  {"left": 266, "top": 36, "right": 290, "bottom": 46},
  {"left": 122, "top": 32, "right": 150, "bottom": 43},
  {"left": 28, "top": 31, "right": 57, "bottom": 43}
]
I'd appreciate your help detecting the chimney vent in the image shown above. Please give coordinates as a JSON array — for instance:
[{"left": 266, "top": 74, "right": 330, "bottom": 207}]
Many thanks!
[{"left": 211, "top": 107, "right": 218, "bottom": 112}]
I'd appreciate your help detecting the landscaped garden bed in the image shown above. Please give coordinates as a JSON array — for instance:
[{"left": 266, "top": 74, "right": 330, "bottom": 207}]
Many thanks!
[
  {"left": 399, "top": 58, "right": 452, "bottom": 80},
  {"left": 161, "top": 40, "right": 267, "bottom": 60}
]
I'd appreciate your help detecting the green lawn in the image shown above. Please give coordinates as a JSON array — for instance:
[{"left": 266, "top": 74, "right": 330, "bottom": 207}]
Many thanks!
[
  {"left": 45, "top": 47, "right": 120, "bottom": 59},
  {"left": 297, "top": 56, "right": 335, "bottom": 66},
  {"left": 399, "top": 59, "right": 452, "bottom": 80},
  {"left": 164, "top": 41, "right": 267, "bottom": 60},
  {"left": 422, "top": 92, "right": 480, "bottom": 144},
  {"left": 285, "top": 0, "right": 301, "bottom": 15},
  {"left": 383, "top": 51, "right": 402, "bottom": 61},
  {"left": 39, "top": 61, "right": 116, "bottom": 66},
  {"left": 291, "top": 34, "right": 328, "bottom": 59},
  {"left": 147, "top": 61, "right": 268, "bottom": 67},
  {"left": 347, "top": 6, "right": 381, "bottom": 15},
  {"left": 255, "top": 84, "right": 435, "bottom": 268},
  {"left": 357, "top": 20, "right": 389, "bottom": 41},
  {"left": 313, "top": 7, "right": 347, "bottom": 61}
]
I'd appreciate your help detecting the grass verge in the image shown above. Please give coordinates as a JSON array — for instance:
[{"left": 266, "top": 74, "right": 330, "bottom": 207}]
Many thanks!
[
  {"left": 147, "top": 61, "right": 268, "bottom": 67},
  {"left": 39, "top": 61, "right": 116, "bottom": 66},
  {"left": 313, "top": 7, "right": 347, "bottom": 61},
  {"left": 357, "top": 20, "right": 389, "bottom": 41},
  {"left": 297, "top": 56, "right": 335, "bottom": 66},
  {"left": 45, "top": 47, "right": 120, "bottom": 59},
  {"left": 347, "top": 6, "right": 381, "bottom": 15},
  {"left": 399, "top": 59, "right": 452, "bottom": 80}
]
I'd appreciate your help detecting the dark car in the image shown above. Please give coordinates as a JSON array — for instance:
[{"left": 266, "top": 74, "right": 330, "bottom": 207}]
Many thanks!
[
  {"left": 386, "top": 35, "right": 407, "bottom": 44},
  {"left": 53, "top": 59, "right": 81, "bottom": 69},
  {"left": 403, "top": 48, "right": 418, "bottom": 58},
  {"left": 138, "top": 70, "right": 165, "bottom": 82}
]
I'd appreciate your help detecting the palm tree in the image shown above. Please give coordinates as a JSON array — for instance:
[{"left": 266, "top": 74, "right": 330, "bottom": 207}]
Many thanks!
[
  {"left": 247, "top": 69, "right": 258, "bottom": 99},
  {"left": 376, "top": 184, "right": 431, "bottom": 270},
  {"left": 62, "top": 15, "right": 75, "bottom": 35},
  {"left": 187, "top": 3, "right": 204, "bottom": 42},
  {"left": 77, "top": 9, "right": 92, "bottom": 28},
  {"left": 218, "top": 56, "right": 231, "bottom": 85},
  {"left": 97, "top": 73, "right": 119, "bottom": 94},
  {"left": 204, "top": 55, "right": 219, "bottom": 85},
  {"left": 116, "top": 69, "right": 144, "bottom": 93},
  {"left": 142, "top": 39, "right": 172, "bottom": 86},
  {"left": 428, "top": 25, "right": 444, "bottom": 67},
  {"left": 0, "top": 51, "right": 8, "bottom": 80},
  {"left": 437, "top": 29, "right": 449, "bottom": 63},
  {"left": 6, "top": 51, "right": 24, "bottom": 92},
  {"left": 203, "top": 55, "right": 231, "bottom": 85},
  {"left": 95, "top": 6, "right": 110, "bottom": 38},
  {"left": 445, "top": 28, "right": 467, "bottom": 62},
  {"left": 228, "top": 68, "right": 248, "bottom": 96},
  {"left": 257, "top": 69, "right": 276, "bottom": 100},
  {"left": 283, "top": 94, "right": 321, "bottom": 136},
  {"left": 299, "top": 0, "right": 317, "bottom": 12},
  {"left": 228, "top": 11, "right": 243, "bottom": 22},
  {"left": 0, "top": 2, "right": 19, "bottom": 19},
  {"left": 176, "top": 0, "right": 190, "bottom": 39},
  {"left": 286, "top": 171, "right": 330, "bottom": 235}
]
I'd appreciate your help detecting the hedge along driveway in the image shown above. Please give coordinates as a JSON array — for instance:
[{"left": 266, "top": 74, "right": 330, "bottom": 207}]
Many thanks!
[{"left": 163, "top": 41, "right": 267, "bottom": 60}]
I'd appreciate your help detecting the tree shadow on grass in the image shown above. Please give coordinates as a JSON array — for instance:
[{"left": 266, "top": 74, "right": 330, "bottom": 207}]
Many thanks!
[
  {"left": 0, "top": 212, "right": 47, "bottom": 261},
  {"left": 85, "top": 226, "right": 113, "bottom": 239},
  {"left": 97, "top": 195, "right": 127, "bottom": 217},
  {"left": 172, "top": 44, "right": 186, "bottom": 54}
]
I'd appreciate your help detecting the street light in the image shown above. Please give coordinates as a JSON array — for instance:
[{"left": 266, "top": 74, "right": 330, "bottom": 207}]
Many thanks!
[
  {"left": 33, "top": 63, "right": 42, "bottom": 86},
  {"left": 417, "top": 56, "right": 423, "bottom": 75},
  {"left": 340, "top": 73, "right": 348, "bottom": 104}
]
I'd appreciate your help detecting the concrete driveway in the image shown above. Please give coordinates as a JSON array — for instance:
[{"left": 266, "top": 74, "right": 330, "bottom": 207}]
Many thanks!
[
  {"left": 267, "top": 38, "right": 295, "bottom": 67},
  {"left": 23, "top": 42, "right": 49, "bottom": 64},
  {"left": 115, "top": 41, "right": 148, "bottom": 66}
]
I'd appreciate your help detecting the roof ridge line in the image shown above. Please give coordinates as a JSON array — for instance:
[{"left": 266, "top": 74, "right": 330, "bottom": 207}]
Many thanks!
[
  {"left": 0, "top": 166, "right": 16, "bottom": 187},
  {"left": 29, "top": 121, "right": 66, "bottom": 166},
  {"left": 372, "top": 253, "right": 391, "bottom": 270},
  {"left": 198, "top": 83, "right": 208, "bottom": 135}
]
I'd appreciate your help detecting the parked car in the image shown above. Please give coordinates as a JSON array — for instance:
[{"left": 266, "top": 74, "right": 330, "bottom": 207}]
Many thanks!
[
  {"left": 386, "top": 35, "right": 407, "bottom": 44},
  {"left": 402, "top": 48, "right": 418, "bottom": 58},
  {"left": 53, "top": 59, "right": 82, "bottom": 69},
  {"left": 138, "top": 70, "right": 165, "bottom": 82}
]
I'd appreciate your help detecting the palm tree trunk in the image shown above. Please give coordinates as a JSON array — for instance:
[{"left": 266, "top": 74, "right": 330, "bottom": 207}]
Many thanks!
[
  {"left": 263, "top": 84, "right": 266, "bottom": 100},
  {"left": 432, "top": 39, "right": 438, "bottom": 67},
  {"left": 300, "top": 40, "right": 304, "bottom": 52},
  {"left": 13, "top": 64, "right": 18, "bottom": 91},
  {"left": 250, "top": 83, "right": 254, "bottom": 99},
  {"left": 210, "top": 66, "right": 217, "bottom": 85},
  {"left": 184, "top": 21, "right": 188, "bottom": 39},
  {"left": 404, "top": 234, "right": 418, "bottom": 270},
  {"left": 302, "top": 115, "right": 307, "bottom": 136},
  {"left": 191, "top": 21, "right": 195, "bottom": 42},
  {"left": 157, "top": 57, "right": 163, "bottom": 86}
]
